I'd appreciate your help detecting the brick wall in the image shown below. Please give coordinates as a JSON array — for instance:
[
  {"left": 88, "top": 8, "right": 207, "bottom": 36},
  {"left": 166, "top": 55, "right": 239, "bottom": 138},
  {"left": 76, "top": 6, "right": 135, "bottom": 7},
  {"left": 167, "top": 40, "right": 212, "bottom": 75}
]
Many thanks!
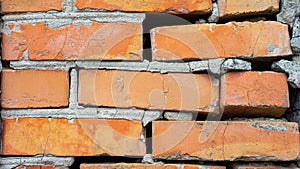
[{"left": 0, "top": 0, "right": 300, "bottom": 168}]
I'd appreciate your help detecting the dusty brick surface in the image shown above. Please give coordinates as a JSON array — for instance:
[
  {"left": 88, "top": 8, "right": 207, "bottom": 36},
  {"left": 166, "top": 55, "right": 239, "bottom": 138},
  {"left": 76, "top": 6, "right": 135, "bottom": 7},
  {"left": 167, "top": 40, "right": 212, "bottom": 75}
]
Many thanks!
[
  {"left": 2, "top": 118, "right": 146, "bottom": 156},
  {"left": 1, "top": 70, "right": 69, "bottom": 109},
  {"left": 151, "top": 21, "right": 292, "bottom": 61},
  {"left": 218, "top": 0, "right": 279, "bottom": 19},
  {"left": 78, "top": 70, "right": 218, "bottom": 113},
  {"left": 2, "top": 22, "right": 142, "bottom": 61},
  {"left": 221, "top": 71, "right": 289, "bottom": 117},
  {"left": 75, "top": 0, "right": 212, "bottom": 14},
  {"left": 152, "top": 121, "right": 299, "bottom": 161},
  {"left": 80, "top": 163, "right": 226, "bottom": 169},
  {"left": 1, "top": 0, "right": 62, "bottom": 13}
]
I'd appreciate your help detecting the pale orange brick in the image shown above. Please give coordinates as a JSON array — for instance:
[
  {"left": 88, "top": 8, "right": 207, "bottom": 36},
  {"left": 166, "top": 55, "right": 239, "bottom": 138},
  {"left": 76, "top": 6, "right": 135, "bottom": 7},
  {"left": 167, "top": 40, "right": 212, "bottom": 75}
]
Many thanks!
[
  {"left": 218, "top": 0, "right": 279, "bottom": 19},
  {"left": 80, "top": 163, "right": 226, "bottom": 169},
  {"left": 2, "top": 22, "right": 142, "bottom": 61},
  {"left": 152, "top": 121, "right": 300, "bottom": 161},
  {"left": 78, "top": 70, "right": 218, "bottom": 113},
  {"left": 2, "top": 118, "right": 145, "bottom": 156},
  {"left": 221, "top": 71, "right": 289, "bottom": 117},
  {"left": 75, "top": 0, "right": 212, "bottom": 14},
  {"left": 1, "top": 70, "right": 69, "bottom": 108},
  {"left": 151, "top": 21, "right": 292, "bottom": 61},
  {"left": 1, "top": 0, "right": 62, "bottom": 13}
]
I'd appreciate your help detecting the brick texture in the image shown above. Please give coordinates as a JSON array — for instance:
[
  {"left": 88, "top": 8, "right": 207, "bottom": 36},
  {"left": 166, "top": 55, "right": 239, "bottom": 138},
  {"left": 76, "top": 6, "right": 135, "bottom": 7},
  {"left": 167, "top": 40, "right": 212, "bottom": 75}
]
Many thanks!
[
  {"left": 152, "top": 121, "right": 300, "bottom": 161},
  {"left": 151, "top": 21, "right": 292, "bottom": 61},
  {"left": 218, "top": 0, "right": 279, "bottom": 19},
  {"left": 80, "top": 163, "right": 226, "bottom": 169},
  {"left": 221, "top": 71, "right": 289, "bottom": 117},
  {"left": 2, "top": 118, "right": 146, "bottom": 156},
  {"left": 75, "top": 0, "right": 212, "bottom": 14},
  {"left": 1, "top": 0, "right": 62, "bottom": 13},
  {"left": 2, "top": 22, "right": 142, "bottom": 61},
  {"left": 1, "top": 70, "right": 69, "bottom": 109},
  {"left": 78, "top": 70, "right": 218, "bottom": 113}
]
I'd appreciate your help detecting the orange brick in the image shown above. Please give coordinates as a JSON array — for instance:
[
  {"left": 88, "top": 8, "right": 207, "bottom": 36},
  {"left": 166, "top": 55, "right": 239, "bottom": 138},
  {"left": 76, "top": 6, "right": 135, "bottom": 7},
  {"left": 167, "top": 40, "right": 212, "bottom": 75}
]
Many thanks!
[
  {"left": 78, "top": 70, "right": 218, "bottom": 113},
  {"left": 80, "top": 163, "right": 225, "bottom": 169},
  {"left": 2, "top": 118, "right": 145, "bottom": 156},
  {"left": 1, "top": 70, "right": 69, "bottom": 108},
  {"left": 218, "top": 0, "right": 279, "bottom": 19},
  {"left": 152, "top": 121, "right": 300, "bottom": 161},
  {"left": 2, "top": 22, "right": 142, "bottom": 61},
  {"left": 75, "top": 0, "right": 212, "bottom": 14},
  {"left": 221, "top": 71, "right": 289, "bottom": 117},
  {"left": 151, "top": 21, "right": 292, "bottom": 61},
  {"left": 1, "top": 0, "right": 62, "bottom": 13}
]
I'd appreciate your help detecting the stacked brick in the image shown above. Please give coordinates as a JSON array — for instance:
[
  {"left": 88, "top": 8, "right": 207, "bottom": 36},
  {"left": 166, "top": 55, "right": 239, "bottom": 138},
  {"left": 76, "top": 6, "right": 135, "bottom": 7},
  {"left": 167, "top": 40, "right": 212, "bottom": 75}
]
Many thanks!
[{"left": 0, "top": 0, "right": 300, "bottom": 168}]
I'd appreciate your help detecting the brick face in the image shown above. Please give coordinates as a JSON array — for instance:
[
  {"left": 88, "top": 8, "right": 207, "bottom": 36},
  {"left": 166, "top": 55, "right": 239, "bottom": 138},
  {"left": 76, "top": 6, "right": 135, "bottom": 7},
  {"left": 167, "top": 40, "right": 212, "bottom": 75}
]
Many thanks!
[
  {"left": 151, "top": 21, "right": 292, "bottom": 61},
  {"left": 1, "top": 70, "right": 69, "bottom": 108},
  {"left": 218, "top": 0, "right": 279, "bottom": 19},
  {"left": 2, "top": 118, "right": 146, "bottom": 156},
  {"left": 80, "top": 163, "right": 226, "bottom": 169},
  {"left": 75, "top": 0, "right": 212, "bottom": 14},
  {"left": 2, "top": 22, "right": 142, "bottom": 61},
  {"left": 78, "top": 70, "right": 218, "bottom": 112},
  {"left": 221, "top": 71, "right": 289, "bottom": 117},
  {"left": 1, "top": 0, "right": 63, "bottom": 13},
  {"left": 152, "top": 121, "right": 300, "bottom": 161}
]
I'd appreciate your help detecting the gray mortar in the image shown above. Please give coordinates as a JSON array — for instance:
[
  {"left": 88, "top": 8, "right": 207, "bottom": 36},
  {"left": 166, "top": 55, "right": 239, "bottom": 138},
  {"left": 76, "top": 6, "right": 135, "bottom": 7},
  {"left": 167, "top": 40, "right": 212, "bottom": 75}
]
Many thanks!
[
  {"left": 272, "top": 59, "right": 300, "bottom": 88},
  {"left": 293, "top": 56, "right": 300, "bottom": 65},
  {"left": 62, "top": 0, "right": 74, "bottom": 12},
  {"left": 10, "top": 61, "right": 75, "bottom": 71},
  {"left": 69, "top": 69, "right": 79, "bottom": 108},
  {"left": 208, "top": 2, "right": 219, "bottom": 23},
  {"left": 251, "top": 123, "right": 288, "bottom": 132},
  {"left": 222, "top": 59, "right": 252, "bottom": 72},
  {"left": 291, "top": 17, "right": 300, "bottom": 53},
  {"left": 0, "top": 156, "right": 74, "bottom": 168},
  {"left": 2, "top": 12, "right": 145, "bottom": 35},
  {"left": 276, "top": 0, "right": 300, "bottom": 27},
  {"left": 142, "top": 154, "right": 155, "bottom": 164},
  {"left": 228, "top": 117, "right": 287, "bottom": 122},
  {"left": 164, "top": 111, "right": 197, "bottom": 121},
  {"left": 148, "top": 61, "right": 190, "bottom": 73},
  {"left": 208, "top": 58, "right": 226, "bottom": 76},
  {"left": 188, "top": 60, "right": 209, "bottom": 72},
  {"left": 1, "top": 108, "right": 161, "bottom": 127},
  {"left": 76, "top": 60, "right": 149, "bottom": 71}
]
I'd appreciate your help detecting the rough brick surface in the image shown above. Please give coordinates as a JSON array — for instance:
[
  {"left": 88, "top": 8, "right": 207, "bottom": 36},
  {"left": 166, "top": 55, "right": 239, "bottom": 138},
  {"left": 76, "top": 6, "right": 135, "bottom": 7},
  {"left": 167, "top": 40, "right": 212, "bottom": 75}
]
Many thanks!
[
  {"left": 151, "top": 21, "right": 292, "bottom": 61},
  {"left": 218, "top": 0, "right": 279, "bottom": 19},
  {"left": 2, "top": 22, "right": 142, "bottom": 61},
  {"left": 152, "top": 121, "right": 300, "bottom": 161},
  {"left": 2, "top": 118, "right": 146, "bottom": 156},
  {"left": 1, "top": 0, "right": 62, "bottom": 13},
  {"left": 1, "top": 70, "right": 69, "bottom": 109},
  {"left": 80, "top": 163, "right": 225, "bottom": 169},
  {"left": 78, "top": 70, "right": 218, "bottom": 112},
  {"left": 75, "top": 0, "right": 212, "bottom": 14},
  {"left": 221, "top": 71, "right": 289, "bottom": 117}
]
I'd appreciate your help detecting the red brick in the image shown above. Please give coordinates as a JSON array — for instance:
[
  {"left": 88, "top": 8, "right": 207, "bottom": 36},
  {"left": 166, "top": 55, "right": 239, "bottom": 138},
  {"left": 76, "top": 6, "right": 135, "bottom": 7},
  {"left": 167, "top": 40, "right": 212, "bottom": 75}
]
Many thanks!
[
  {"left": 218, "top": 0, "right": 279, "bottom": 19},
  {"left": 1, "top": 0, "right": 62, "bottom": 13},
  {"left": 2, "top": 22, "right": 142, "bottom": 61},
  {"left": 221, "top": 71, "right": 289, "bottom": 117},
  {"left": 151, "top": 21, "right": 292, "bottom": 61},
  {"left": 2, "top": 118, "right": 146, "bottom": 156},
  {"left": 1, "top": 70, "right": 69, "bottom": 108},
  {"left": 78, "top": 70, "right": 218, "bottom": 113},
  {"left": 75, "top": 0, "right": 212, "bottom": 14},
  {"left": 153, "top": 121, "right": 300, "bottom": 161},
  {"left": 80, "top": 163, "right": 226, "bottom": 169}
]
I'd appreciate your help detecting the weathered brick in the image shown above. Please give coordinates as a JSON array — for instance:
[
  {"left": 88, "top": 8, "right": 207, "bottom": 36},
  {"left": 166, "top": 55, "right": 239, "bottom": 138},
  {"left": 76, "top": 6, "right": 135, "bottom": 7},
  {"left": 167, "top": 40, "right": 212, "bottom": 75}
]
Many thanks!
[
  {"left": 1, "top": 0, "right": 62, "bottom": 13},
  {"left": 218, "top": 0, "right": 279, "bottom": 19},
  {"left": 2, "top": 22, "right": 142, "bottom": 61},
  {"left": 221, "top": 71, "right": 289, "bottom": 117},
  {"left": 2, "top": 118, "right": 145, "bottom": 156},
  {"left": 80, "top": 163, "right": 226, "bottom": 169},
  {"left": 151, "top": 21, "right": 292, "bottom": 61},
  {"left": 1, "top": 70, "right": 69, "bottom": 108},
  {"left": 75, "top": 0, "right": 212, "bottom": 14},
  {"left": 152, "top": 121, "right": 299, "bottom": 161},
  {"left": 78, "top": 70, "right": 218, "bottom": 112}
]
